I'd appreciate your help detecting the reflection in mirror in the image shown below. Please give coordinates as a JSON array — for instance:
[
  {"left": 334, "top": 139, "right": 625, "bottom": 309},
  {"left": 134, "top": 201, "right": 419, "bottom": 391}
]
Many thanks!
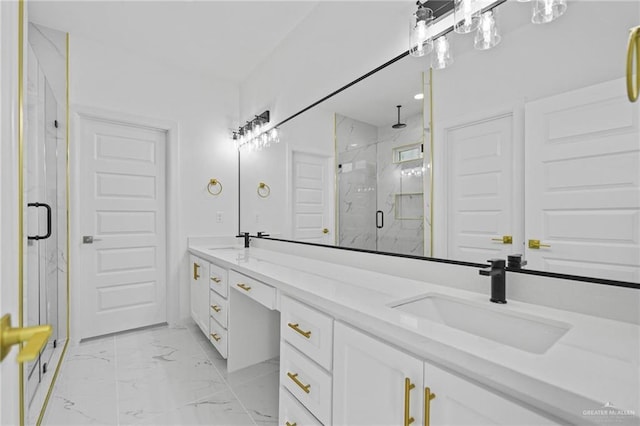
[
  {"left": 25, "top": 23, "right": 69, "bottom": 423},
  {"left": 240, "top": 0, "right": 639, "bottom": 284},
  {"left": 240, "top": 55, "right": 428, "bottom": 256},
  {"left": 432, "top": 1, "right": 639, "bottom": 282}
]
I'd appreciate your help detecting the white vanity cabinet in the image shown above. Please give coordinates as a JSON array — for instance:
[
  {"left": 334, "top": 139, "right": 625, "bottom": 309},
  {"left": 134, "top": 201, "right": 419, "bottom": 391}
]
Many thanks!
[
  {"left": 279, "top": 296, "right": 334, "bottom": 425},
  {"left": 189, "top": 254, "right": 209, "bottom": 335},
  {"left": 208, "top": 262, "right": 229, "bottom": 358},
  {"left": 333, "top": 322, "right": 558, "bottom": 426}
]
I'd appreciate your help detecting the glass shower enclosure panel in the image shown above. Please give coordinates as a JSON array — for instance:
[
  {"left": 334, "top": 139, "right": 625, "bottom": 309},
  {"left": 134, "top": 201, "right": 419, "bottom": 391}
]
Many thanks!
[{"left": 25, "top": 23, "right": 68, "bottom": 415}]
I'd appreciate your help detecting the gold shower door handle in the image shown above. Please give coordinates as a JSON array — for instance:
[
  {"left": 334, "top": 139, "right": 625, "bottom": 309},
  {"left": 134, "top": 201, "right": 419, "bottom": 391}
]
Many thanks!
[
  {"left": 528, "top": 239, "right": 551, "bottom": 249},
  {"left": 0, "top": 314, "right": 52, "bottom": 363},
  {"left": 491, "top": 235, "right": 512, "bottom": 244}
]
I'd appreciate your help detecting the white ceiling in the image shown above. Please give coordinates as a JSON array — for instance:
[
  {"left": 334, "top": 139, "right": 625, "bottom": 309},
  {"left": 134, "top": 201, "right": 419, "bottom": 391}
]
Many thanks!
[{"left": 28, "top": 1, "right": 319, "bottom": 84}]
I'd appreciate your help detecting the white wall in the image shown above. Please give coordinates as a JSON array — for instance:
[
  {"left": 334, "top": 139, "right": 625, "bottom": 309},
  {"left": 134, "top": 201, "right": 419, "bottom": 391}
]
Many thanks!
[{"left": 68, "top": 34, "right": 239, "bottom": 327}]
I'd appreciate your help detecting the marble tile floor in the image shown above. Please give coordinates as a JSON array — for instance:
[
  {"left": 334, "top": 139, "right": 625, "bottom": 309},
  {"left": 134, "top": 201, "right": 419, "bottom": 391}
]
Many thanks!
[{"left": 42, "top": 321, "right": 279, "bottom": 425}]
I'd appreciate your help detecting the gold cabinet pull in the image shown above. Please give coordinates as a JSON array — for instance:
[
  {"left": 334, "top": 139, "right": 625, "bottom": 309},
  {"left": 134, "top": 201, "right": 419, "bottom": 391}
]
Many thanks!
[
  {"left": 285, "top": 422, "right": 297, "bottom": 426},
  {"left": 491, "top": 235, "right": 512, "bottom": 244},
  {"left": 528, "top": 239, "right": 551, "bottom": 250},
  {"left": 210, "top": 277, "right": 221, "bottom": 283},
  {"left": 424, "top": 387, "right": 436, "bottom": 426},
  {"left": 627, "top": 26, "right": 640, "bottom": 102},
  {"left": 0, "top": 314, "right": 52, "bottom": 363},
  {"left": 193, "top": 262, "right": 200, "bottom": 280},
  {"left": 404, "top": 377, "right": 415, "bottom": 425},
  {"left": 211, "top": 305, "right": 221, "bottom": 313},
  {"left": 287, "top": 323, "right": 311, "bottom": 339},
  {"left": 210, "top": 333, "right": 221, "bottom": 342},
  {"left": 237, "top": 283, "right": 252, "bottom": 292},
  {"left": 287, "top": 372, "right": 311, "bottom": 394},
  {"left": 322, "top": 228, "right": 329, "bottom": 234}
]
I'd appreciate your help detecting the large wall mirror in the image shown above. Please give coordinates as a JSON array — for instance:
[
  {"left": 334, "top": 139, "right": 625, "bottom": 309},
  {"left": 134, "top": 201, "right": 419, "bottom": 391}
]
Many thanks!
[{"left": 240, "top": 0, "right": 640, "bottom": 284}]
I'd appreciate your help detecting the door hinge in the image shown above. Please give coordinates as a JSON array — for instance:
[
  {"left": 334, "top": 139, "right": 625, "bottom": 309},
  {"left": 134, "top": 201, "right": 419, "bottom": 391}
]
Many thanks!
[
  {"left": 53, "top": 339, "right": 57, "bottom": 348},
  {"left": 42, "top": 362, "right": 48, "bottom": 374},
  {"left": 54, "top": 120, "right": 59, "bottom": 128}
]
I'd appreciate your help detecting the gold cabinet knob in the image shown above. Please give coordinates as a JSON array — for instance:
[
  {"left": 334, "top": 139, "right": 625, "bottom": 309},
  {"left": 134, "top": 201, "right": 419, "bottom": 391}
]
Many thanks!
[{"left": 322, "top": 228, "right": 329, "bottom": 234}]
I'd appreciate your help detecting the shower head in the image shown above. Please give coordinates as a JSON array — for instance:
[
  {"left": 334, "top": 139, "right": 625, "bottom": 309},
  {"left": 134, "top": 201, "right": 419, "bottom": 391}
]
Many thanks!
[{"left": 392, "top": 105, "right": 406, "bottom": 129}]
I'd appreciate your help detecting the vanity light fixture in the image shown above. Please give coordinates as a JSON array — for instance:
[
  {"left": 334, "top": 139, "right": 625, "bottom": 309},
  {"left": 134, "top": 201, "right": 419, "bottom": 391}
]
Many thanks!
[
  {"left": 474, "top": 10, "right": 501, "bottom": 50},
  {"left": 532, "top": 0, "right": 567, "bottom": 24},
  {"left": 454, "top": 0, "right": 481, "bottom": 34},
  {"left": 432, "top": 35, "right": 453, "bottom": 70},
  {"left": 410, "top": 2, "right": 434, "bottom": 57},
  {"left": 232, "top": 110, "right": 280, "bottom": 151}
]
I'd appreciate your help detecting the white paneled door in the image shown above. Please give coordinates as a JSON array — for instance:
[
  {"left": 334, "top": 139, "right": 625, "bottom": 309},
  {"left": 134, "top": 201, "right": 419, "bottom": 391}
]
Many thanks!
[
  {"left": 79, "top": 116, "right": 167, "bottom": 338},
  {"left": 525, "top": 78, "right": 640, "bottom": 281},
  {"left": 445, "top": 114, "right": 517, "bottom": 264},
  {"left": 292, "top": 151, "right": 333, "bottom": 244}
]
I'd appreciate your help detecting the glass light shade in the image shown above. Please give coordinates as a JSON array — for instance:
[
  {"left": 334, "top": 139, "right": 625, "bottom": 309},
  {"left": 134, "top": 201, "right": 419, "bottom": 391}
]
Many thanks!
[
  {"left": 454, "top": 0, "right": 480, "bottom": 34},
  {"left": 409, "top": 6, "right": 434, "bottom": 57},
  {"left": 432, "top": 36, "right": 453, "bottom": 70},
  {"left": 532, "top": 0, "right": 567, "bottom": 24},
  {"left": 474, "top": 10, "right": 501, "bottom": 50}
]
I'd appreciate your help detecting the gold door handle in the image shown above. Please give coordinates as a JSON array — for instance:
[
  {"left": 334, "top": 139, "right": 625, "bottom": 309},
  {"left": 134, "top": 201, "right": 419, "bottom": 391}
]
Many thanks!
[
  {"left": 322, "top": 228, "right": 329, "bottom": 234},
  {"left": 0, "top": 314, "right": 52, "bottom": 363},
  {"left": 193, "top": 263, "right": 200, "bottom": 280},
  {"left": 211, "top": 305, "right": 221, "bottom": 313},
  {"left": 627, "top": 26, "right": 640, "bottom": 102},
  {"left": 404, "top": 377, "right": 415, "bottom": 426},
  {"left": 210, "top": 277, "right": 221, "bottom": 283},
  {"left": 287, "top": 372, "right": 311, "bottom": 394},
  {"left": 237, "top": 283, "right": 251, "bottom": 292},
  {"left": 424, "top": 387, "right": 436, "bottom": 426},
  {"left": 287, "top": 323, "right": 311, "bottom": 339},
  {"left": 528, "top": 239, "right": 551, "bottom": 249},
  {"left": 210, "top": 333, "right": 221, "bottom": 342},
  {"left": 285, "top": 422, "right": 297, "bottom": 426},
  {"left": 491, "top": 235, "right": 512, "bottom": 244}
]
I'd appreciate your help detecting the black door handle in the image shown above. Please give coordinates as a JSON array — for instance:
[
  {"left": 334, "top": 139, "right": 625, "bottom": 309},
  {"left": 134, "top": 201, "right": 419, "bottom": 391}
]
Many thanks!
[
  {"left": 27, "top": 202, "right": 52, "bottom": 240},
  {"left": 376, "top": 210, "right": 384, "bottom": 229}
]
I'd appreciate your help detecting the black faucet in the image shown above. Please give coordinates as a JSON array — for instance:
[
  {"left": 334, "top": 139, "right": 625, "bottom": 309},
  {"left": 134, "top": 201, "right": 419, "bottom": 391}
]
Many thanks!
[
  {"left": 479, "top": 259, "right": 507, "bottom": 304},
  {"left": 236, "top": 232, "right": 250, "bottom": 248},
  {"left": 256, "top": 231, "right": 270, "bottom": 238},
  {"left": 507, "top": 254, "right": 527, "bottom": 269}
]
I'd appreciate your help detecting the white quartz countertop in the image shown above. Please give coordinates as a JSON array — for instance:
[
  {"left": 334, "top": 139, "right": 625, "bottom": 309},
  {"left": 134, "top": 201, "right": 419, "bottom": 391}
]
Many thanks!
[{"left": 189, "top": 244, "right": 640, "bottom": 425}]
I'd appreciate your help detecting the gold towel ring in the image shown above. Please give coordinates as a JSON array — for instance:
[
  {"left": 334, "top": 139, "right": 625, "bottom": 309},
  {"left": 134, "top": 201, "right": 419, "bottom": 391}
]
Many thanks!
[
  {"left": 257, "top": 182, "right": 271, "bottom": 198},
  {"left": 207, "top": 179, "right": 223, "bottom": 196},
  {"left": 626, "top": 26, "right": 640, "bottom": 102}
]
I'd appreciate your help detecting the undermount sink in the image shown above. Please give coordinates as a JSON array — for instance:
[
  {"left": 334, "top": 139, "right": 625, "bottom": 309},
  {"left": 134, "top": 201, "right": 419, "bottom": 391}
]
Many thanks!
[{"left": 391, "top": 294, "right": 571, "bottom": 354}]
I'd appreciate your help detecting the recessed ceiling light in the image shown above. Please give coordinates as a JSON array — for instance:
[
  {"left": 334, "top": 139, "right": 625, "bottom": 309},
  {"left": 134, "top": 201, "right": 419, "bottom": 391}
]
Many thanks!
[{"left": 414, "top": 93, "right": 424, "bottom": 100}]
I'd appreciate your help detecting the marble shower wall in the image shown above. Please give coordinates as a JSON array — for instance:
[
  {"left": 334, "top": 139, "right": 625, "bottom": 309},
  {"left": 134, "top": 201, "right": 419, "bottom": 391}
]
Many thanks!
[
  {"left": 336, "top": 112, "right": 426, "bottom": 255},
  {"left": 336, "top": 114, "right": 377, "bottom": 250},
  {"left": 376, "top": 112, "right": 424, "bottom": 256}
]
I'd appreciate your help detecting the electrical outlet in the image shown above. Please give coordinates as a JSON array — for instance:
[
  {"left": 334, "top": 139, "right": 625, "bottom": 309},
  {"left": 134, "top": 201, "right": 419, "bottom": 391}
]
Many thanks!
[{"left": 216, "top": 211, "right": 223, "bottom": 223}]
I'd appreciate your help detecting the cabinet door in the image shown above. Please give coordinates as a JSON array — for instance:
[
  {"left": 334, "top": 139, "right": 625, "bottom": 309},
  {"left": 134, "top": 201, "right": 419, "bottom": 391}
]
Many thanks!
[
  {"left": 189, "top": 255, "right": 207, "bottom": 334},
  {"left": 425, "top": 363, "right": 558, "bottom": 425},
  {"left": 333, "top": 322, "right": 423, "bottom": 426}
]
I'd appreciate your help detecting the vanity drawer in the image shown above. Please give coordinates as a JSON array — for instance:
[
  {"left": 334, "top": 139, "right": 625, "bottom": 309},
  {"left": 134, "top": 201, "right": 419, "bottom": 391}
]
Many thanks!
[
  {"left": 229, "top": 270, "right": 276, "bottom": 310},
  {"left": 209, "top": 263, "right": 228, "bottom": 298},
  {"left": 209, "top": 316, "right": 228, "bottom": 359},
  {"left": 209, "top": 290, "right": 228, "bottom": 329},
  {"left": 279, "top": 386, "right": 322, "bottom": 426},
  {"left": 281, "top": 296, "right": 333, "bottom": 371},
  {"left": 281, "top": 342, "right": 331, "bottom": 425}
]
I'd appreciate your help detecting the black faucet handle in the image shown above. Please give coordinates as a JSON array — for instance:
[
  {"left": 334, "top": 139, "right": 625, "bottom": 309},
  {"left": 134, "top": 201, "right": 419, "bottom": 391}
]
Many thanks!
[
  {"left": 257, "top": 231, "right": 270, "bottom": 237},
  {"left": 507, "top": 254, "right": 527, "bottom": 269}
]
